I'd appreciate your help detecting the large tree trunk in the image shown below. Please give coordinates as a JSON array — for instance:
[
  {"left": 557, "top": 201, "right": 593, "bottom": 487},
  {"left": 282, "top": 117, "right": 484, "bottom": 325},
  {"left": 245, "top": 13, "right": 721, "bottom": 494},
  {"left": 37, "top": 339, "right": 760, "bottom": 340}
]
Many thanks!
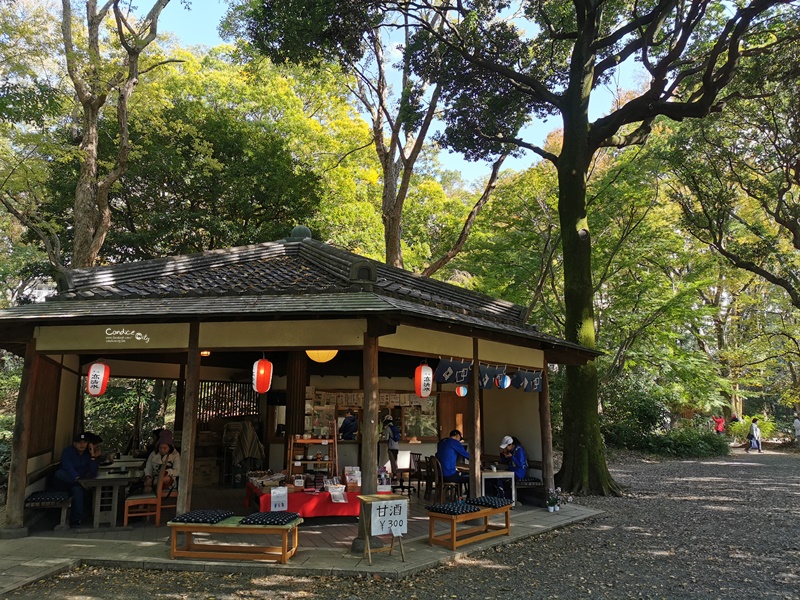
[{"left": 554, "top": 102, "right": 622, "bottom": 496}]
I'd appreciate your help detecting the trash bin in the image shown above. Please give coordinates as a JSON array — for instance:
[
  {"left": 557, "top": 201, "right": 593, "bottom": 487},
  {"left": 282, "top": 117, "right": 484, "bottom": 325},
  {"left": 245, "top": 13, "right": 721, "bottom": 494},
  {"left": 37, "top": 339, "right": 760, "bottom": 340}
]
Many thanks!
[{"left": 232, "top": 462, "right": 247, "bottom": 488}]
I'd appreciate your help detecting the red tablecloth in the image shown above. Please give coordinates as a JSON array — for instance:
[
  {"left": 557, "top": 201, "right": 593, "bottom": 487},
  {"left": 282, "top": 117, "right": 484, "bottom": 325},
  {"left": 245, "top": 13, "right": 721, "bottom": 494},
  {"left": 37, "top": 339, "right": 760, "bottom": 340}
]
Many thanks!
[{"left": 258, "top": 490, "right": 361, "bottom": 517}]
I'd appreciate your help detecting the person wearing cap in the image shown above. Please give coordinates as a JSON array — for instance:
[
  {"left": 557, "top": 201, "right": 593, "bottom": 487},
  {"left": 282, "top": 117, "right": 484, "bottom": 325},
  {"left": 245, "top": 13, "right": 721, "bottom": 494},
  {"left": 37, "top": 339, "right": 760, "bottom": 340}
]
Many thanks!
[
  {"left": 380, "top": 415, "right": 400, "bottom": 477},
  {"left": 495, "top": 435, "right": 528, "bottom": 498},
  {"left": 142, "top": 429, "right": 181, "bottom": 493},
  {"left": 436, "top": 429, "right": 470, "bottom": 491},
  {"left": 53, "top": 432, "right": 101, "bottom": 527}
]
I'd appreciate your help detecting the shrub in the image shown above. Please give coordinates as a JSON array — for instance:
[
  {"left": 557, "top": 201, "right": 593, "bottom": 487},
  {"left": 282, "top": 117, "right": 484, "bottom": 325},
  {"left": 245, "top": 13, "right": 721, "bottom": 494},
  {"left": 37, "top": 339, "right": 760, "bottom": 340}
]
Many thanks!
[
  {"left": 729, "top": 415, "right": 776, "bottom": 441},
  {"left": 599, "top": 374, "right": 670, "bottom": 449},
  {"left": 642, "top": 427, "right": 730, "bottom": 458}
]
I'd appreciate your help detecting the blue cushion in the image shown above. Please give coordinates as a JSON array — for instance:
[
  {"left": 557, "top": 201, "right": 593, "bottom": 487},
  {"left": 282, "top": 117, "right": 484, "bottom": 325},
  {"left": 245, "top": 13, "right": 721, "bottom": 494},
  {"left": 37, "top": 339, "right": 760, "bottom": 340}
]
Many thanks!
[
  {"left": 239, "top": 511, "right": 300, "bottom": 526},
  {"left": 171, "top": 509, "right": 233, "bottom": 524},
  {"left": 466, "top": 496, "right": 513, "bottom": 508},
  {"left": 425, "top": 502, "right": 481, "bottom": 515}
]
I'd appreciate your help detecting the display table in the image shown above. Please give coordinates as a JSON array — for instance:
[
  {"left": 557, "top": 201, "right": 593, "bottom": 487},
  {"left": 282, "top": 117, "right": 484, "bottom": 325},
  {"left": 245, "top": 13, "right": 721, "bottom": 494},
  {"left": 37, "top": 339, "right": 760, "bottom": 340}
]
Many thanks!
[{"left": 257, "top": 490, "right": 361, "bottom": 517}]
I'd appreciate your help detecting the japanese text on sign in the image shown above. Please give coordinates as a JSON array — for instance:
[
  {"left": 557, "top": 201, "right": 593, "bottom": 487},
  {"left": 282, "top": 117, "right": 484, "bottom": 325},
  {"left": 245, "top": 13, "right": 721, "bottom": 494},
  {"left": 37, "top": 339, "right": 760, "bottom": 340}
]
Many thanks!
[{"left": 370, "top": 499, "right": 407, "bottom": 536}]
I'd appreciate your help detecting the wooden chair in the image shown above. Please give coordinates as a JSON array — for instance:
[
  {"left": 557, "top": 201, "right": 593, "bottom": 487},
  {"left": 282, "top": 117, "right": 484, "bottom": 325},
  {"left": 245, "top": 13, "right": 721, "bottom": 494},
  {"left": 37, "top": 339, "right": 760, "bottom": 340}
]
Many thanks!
[
  {"left": 432, "top": 456, "right": 459, "bottom": 504},
  {"left": 410, "top": 452, "right": 425, "bottom": 497},
  {"left": 123, "top": 465, "right": 178, "bottom": 527}
]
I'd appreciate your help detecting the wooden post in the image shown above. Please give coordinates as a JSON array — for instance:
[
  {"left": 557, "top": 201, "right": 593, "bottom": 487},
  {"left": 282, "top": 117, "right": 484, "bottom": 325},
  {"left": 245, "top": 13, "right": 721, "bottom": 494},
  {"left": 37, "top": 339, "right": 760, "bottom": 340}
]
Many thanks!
[
  {"left": 539, "top": 366, "right": 555, "bottom": 491},
  {"left": 174, "top": 364, "right": 186, "bottom": 431},
  {"left": 5, "top": 340, "right": 39, "bottom": 529},
  {"left": 176, "top": 322, "right": 200, "bottom": 515},
  {"left": 469, "top": 337, "right": 481, "bottom": 499},
  {"left": 285, "top": 351, "right": 307, "bottom": 438},
  {"left": 361, "top": 334, "right": 379, "bottom": 496}
]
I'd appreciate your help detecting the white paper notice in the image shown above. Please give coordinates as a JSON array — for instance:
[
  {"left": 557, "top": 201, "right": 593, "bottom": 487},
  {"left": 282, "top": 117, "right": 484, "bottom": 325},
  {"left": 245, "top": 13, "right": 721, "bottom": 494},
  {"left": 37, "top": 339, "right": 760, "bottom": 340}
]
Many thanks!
[{"left": 271, "top": 486, "right": 288, "bottom": 512}]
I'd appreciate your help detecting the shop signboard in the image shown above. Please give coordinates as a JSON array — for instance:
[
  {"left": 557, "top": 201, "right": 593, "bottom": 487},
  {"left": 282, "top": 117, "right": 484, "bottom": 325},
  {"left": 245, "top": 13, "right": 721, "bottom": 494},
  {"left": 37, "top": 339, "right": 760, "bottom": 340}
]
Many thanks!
[{"left": 369, "top": 499, "right": 407, "bottom": 536}]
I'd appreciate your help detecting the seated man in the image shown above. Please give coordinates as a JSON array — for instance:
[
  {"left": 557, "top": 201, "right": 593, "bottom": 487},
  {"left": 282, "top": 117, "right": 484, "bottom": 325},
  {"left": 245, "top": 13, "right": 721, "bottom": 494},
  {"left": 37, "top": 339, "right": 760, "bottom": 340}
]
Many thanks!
[
  {"left": 53, "top": 432, "right": 100, "bottom": 527},
  {"left": 495, "top": 435, "right": 528, "bottom": 498},
  {"left": 436, "top": 429, "right": 470, "bottom": 492}
]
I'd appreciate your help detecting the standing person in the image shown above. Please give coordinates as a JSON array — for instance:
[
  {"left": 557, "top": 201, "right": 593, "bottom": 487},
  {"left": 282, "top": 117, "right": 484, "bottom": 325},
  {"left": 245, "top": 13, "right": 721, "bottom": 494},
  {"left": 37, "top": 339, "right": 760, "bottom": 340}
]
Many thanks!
[
  {"left": 435, "top": 429, "right": 470, "bottom": 490},
  {"left": 793, "top": 414, "right": 800, "bottom": 449},
  {"left": 381, "top": 415, "right": 400, "bottom": 477},
  {"left": 746, "top": 418, "right": 763, "bottom": 453},
  {"left": 143, "top": 430, "right": 181, "bottom": 493},
  {"left": 53, "top": 432, "right": 100, "bottom": 527},
  {"left": 711, "top": 415, "right": 726, "bottom": 435},
  {"left": 338, "top": 410, "right": 358, "bottom": 441}
]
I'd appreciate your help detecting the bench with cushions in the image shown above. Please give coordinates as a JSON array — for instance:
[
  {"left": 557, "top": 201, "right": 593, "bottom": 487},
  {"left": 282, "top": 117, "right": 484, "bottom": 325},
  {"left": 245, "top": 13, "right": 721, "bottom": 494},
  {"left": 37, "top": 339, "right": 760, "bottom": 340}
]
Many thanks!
[
  {"left": 23, "top": 463, "right": 71, "bottom": 531},
  {"left": 167, "top": 509, "right": 303, "bottom": 563},
  {"left": 426, "top": 497, "right": 512, "bottom": 550}
]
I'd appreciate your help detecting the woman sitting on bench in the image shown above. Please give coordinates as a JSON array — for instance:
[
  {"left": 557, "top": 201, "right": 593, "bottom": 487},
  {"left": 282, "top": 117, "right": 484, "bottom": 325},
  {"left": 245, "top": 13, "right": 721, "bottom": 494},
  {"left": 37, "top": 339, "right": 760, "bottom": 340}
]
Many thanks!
[{"left": 494, "top": 435, "right": 528, "bottom": 498}]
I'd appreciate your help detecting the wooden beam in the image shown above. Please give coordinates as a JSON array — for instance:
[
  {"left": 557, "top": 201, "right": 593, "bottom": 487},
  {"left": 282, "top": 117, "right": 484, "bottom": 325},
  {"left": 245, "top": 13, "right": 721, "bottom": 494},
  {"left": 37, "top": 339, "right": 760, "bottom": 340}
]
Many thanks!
[
  {"left": 539, "top": 366, "right": 555, "bottom": 491},
  {"left": 361, "top": 334, "right": 379, "bottom": 495},
  {"left": 176, "top": 322, "right": 200, "bottom": 515},
  {"left": 468, "top": 337, "right": 481, "bottom": 499},
  {"left": 5, "top": 339, "right": 39, "bottom": 528},
  {"left": 285, "top": 351, "right": 306, "bottom": 438}
]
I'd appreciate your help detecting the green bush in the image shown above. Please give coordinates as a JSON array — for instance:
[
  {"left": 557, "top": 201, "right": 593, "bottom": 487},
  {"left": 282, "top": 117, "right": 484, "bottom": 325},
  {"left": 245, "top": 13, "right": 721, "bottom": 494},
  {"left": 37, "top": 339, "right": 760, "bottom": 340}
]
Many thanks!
[
  {"left": 599, "top": 374, "right": 670, "bottom": 449},
  {"left": 642, "top": 427, "right": 730, "bottom": 458},
  {"left": 729, "top": 414, "right": 776, "bottom": 441}
]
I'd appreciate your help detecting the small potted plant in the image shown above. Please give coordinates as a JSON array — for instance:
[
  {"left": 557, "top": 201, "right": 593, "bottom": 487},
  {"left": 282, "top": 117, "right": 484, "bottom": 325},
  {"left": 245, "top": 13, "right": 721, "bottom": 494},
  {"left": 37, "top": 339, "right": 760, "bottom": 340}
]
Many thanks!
[{"left": 546, "top": 489, "right": 559, "bottom": 512}]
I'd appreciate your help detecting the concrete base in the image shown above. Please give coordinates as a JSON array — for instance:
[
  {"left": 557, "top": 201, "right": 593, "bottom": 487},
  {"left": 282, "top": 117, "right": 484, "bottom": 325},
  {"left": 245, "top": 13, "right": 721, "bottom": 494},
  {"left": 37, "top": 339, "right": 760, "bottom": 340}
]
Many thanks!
[
  {"left": 350, "top": 535, "right": 385, "bottom": 554},
  {"left": 0, "top": 526, "right": 29, "bottom": 539}
]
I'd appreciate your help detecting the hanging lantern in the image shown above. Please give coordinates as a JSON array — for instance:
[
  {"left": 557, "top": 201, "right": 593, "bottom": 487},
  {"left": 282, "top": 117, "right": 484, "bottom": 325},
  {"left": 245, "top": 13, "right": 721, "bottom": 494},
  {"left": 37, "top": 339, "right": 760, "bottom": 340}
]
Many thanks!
[
  {"left": 455, "top": 385, "right": 468, "bottom": 397},
  {"left": 252, "top": 358, "right": 273, "bottom": 394},
  {"left": 495, "top": 373, "right": 512, "bottom": 389},
  {"left": 86, "top": 362, "right": 110, "bottom": 396},
  {"left": 305, "top": 349, "right": 338, "bottom": 363},
  {"left": 414, "top": 362, "right": 433, "bottom": 398}
]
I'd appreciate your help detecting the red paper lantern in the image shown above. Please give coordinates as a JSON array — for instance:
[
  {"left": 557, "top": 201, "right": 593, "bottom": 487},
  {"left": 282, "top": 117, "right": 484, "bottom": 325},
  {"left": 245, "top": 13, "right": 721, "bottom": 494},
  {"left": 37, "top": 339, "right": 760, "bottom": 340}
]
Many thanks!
[
  {"left": 252, "top": 358, "right": 273, "bottom": 394},
  {"left": 86, "top": 362, "right": 110, "bottom": 396},
  {"left": 414, "top": 363, "right": 433, "bottom": 398},
  {"left": 455, "top": 385, "right": 468, "bottom": 397}
]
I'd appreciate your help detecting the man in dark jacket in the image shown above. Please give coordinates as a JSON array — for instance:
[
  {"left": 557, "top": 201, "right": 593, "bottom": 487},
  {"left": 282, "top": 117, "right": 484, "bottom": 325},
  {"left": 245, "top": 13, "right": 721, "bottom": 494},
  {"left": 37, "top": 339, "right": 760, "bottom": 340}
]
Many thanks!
[
  {"left": 53, "top": 432, "right": 100, "bottom": 527},
  {"left": 338, "top": 410, "right": 358, "bottom": 440}
]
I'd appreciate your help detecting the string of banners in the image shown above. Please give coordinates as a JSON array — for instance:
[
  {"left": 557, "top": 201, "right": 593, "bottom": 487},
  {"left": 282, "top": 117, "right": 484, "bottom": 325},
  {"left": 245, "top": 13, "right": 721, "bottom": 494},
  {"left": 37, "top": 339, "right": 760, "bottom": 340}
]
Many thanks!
[
  {"left": 309, "top": 390, "right": 431, "bottom": 408},
  {"left": 432, "top": 359, "right": 543, "bottom": 392}
]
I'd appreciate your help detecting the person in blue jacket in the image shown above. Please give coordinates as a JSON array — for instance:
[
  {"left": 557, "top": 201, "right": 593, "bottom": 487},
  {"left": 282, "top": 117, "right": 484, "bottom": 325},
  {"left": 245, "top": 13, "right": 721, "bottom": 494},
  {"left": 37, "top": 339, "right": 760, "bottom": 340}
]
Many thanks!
[
  {"left": 53, "top": 432, "right": 100, "bottom": 527},
  {"left": 436, "top": 429, "right": 470, "bottom": 493},
  {"left": 338, "top": 410, "right": 358, "bottom": 440},
  {"left": 495, "top": 435, "right": 528, "bottom": 498}
]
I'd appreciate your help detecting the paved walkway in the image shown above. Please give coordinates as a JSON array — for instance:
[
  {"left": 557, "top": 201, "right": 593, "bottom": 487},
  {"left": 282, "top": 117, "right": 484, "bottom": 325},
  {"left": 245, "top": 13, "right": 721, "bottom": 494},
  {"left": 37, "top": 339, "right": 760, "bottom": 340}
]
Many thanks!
[{"left": 0, "top": 502, "right": 599, "bottom": 595}]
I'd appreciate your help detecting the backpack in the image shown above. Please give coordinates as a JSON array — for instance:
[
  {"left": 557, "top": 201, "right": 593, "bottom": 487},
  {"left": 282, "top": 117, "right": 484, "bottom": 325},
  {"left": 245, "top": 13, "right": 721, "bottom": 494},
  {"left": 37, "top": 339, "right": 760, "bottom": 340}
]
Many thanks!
[{"left": 388, "top": 423, "right": 399, "bottom": 442}]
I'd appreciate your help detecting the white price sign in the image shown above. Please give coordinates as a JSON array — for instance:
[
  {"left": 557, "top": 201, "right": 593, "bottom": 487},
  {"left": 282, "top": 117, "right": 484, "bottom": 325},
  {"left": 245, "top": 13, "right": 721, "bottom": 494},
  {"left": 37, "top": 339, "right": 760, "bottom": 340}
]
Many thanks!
[
  {"left": 271, "top": 486, "right": 288, "bottom": 512},
  {"left": 370, "top": 499, "right": 407, "bottom": 536}
]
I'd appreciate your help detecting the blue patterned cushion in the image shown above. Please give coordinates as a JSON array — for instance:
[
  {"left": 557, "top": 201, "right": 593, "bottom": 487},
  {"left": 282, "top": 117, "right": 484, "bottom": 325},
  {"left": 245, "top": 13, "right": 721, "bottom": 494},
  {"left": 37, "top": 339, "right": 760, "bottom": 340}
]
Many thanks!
[
  {"left": 516, "top": 477, "right": 542, "bottom": 484},
  {"left": 25, "top": 491, "right": 71, "bottom": 507},
  {"left": 171, "top": 510, "right": 233, "bottom": 524},
  {"left": 466, "top": 496, "right": 513, "bottom": 508},
  {"left": 239, "top": 511, "right": 301, "bottom": 526},
  {"left": 425, "top": 502, "right": 481, "bottom": 516}
]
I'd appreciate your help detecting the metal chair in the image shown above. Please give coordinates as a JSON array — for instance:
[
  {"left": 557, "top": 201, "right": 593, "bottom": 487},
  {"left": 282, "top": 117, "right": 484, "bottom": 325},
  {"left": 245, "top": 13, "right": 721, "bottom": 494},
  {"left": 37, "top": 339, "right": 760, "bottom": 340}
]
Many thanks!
[{"left": 123, "top": 465, "right": 178, "bottom": 527}]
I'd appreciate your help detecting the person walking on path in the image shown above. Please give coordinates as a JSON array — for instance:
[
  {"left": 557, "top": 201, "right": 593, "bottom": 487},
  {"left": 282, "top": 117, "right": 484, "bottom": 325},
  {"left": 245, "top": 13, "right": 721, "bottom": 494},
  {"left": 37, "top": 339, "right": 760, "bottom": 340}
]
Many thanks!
[
  {"left": 746, "top": 417, "right": 763, "bottom": 453},
  {"left": 793, "top": 414, "right": 800, "bottom": 449}
]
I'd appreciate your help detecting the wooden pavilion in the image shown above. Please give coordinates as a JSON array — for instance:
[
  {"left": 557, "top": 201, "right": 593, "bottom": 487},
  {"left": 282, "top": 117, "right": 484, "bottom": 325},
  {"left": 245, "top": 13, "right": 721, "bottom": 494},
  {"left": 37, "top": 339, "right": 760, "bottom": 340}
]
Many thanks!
[{"left": 0, "top": 226, "right": 598, "bottom": 533}]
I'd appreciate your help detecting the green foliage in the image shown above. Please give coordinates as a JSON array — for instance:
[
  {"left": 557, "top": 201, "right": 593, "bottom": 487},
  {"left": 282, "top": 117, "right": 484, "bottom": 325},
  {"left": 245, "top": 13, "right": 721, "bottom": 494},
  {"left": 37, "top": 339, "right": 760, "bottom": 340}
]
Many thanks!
[
  {"left": 729, "top": 415, "right": 776, "bottom": 441},
  {"left": 641, "top": 427, "right": 731, "bottom": 458},
  {"left": 599, "top": 373, "right": 671, "bottom": 448}
]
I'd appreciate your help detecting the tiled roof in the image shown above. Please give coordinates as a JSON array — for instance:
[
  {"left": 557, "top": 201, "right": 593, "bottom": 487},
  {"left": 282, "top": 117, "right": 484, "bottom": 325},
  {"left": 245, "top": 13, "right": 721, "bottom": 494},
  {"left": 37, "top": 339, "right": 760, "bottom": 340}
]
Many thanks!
[{"left": 0, "top": 231, "right": 598, "bottom": 360}]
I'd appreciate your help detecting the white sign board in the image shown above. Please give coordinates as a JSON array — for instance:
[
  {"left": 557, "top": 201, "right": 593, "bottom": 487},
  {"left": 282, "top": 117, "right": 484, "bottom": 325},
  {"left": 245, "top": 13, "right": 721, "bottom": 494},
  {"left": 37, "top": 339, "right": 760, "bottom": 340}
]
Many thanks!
[
  {"left": 370, "top": 499, "right": 407, "bottom": 536},
  {"left": 270, "top": 486, "right": 288, "bottom": 512}
]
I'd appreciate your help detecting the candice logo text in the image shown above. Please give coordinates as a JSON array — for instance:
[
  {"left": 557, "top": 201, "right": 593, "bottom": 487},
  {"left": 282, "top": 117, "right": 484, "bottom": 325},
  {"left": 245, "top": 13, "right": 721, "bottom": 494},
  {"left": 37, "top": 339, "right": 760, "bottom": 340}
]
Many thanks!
[{"left": 104, "top": 327, "right": 150, "bottom": 344}]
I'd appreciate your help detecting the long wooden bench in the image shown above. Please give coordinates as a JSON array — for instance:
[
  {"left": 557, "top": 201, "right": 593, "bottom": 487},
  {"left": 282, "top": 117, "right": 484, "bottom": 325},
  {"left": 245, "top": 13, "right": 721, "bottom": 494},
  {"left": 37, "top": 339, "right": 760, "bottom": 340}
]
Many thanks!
[
  {"left": 428, "top": 504, "right": 511, "bottom": 551},
  {"left": 168, "top": 516, "right": 303, "bottom": 563},
  {"left": 23, "top": 463, "right": 72, "bottom": 531}
]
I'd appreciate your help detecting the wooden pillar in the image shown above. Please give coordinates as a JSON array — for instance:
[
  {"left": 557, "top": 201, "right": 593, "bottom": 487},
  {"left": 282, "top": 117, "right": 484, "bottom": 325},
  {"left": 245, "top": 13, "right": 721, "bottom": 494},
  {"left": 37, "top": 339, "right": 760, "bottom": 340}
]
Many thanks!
[
  {"left": 286, "top": 351, "right": 307, "bottom": 438},
  {"left": 468, "top": 337, "right": 481, "bottom": 499},
  {"left": 360, "top": 334, "right": 379, "bottom": 495},
  {"left": 176, "top": 323, "right": 200, "bottom": 515},
  {"left": 174, "top": 364, "right": 186, "bottom": 431},
  {"left": 5, "top": 340, "right": 40, "bottom": 529},
  {"left": 539, "top": 366, "right": 555, "bottom": 491}
]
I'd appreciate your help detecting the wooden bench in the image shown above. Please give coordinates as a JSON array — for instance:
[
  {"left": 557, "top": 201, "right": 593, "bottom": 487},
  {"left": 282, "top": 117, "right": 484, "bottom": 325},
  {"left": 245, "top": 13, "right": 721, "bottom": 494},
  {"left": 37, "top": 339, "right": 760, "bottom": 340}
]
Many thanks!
[
  {"left": 428, "top": 504, "right": 511, "bottom": 551},
  {"left": 168, "top": 516, "right": 303, "bottom": 563},
  {"left": 23, "top": 463, "right": 72, "bottom": 531}
]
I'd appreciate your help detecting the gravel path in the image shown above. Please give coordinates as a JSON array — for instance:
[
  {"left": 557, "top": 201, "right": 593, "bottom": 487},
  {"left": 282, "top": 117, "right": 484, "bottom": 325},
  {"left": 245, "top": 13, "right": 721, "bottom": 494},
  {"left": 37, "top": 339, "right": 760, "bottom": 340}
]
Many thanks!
[{"left": 9, "top": 448, "right": 800, "bottom": 599}]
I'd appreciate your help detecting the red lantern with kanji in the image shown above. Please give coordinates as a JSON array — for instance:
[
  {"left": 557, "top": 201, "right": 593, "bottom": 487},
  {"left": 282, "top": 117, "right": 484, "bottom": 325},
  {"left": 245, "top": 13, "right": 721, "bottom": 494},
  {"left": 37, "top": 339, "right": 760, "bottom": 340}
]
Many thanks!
[
  {"left": 252, "top": 358, "right": 273, "bottom": 394},
  {"left": 414, "top": 362, "right": 433, "bottom": 398},
  {"left": 86, "top": 362, "right": 110, "bottom": 396},
  {"left": 455, "top": 385, "right": 468, "bottom": 397}
]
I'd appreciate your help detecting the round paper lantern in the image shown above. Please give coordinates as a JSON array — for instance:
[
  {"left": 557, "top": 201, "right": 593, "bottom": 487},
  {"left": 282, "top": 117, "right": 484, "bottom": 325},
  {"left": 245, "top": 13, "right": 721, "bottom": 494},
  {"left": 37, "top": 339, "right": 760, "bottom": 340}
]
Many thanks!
[
  {"left": 414, "top": 363, "right": 433, "bottom": 397},
  {"left": 305, "top": 349, "right": 338, "bottom": 363},
  {"left": 455, "top": 385, "right": 468, "bottom": 397},
  {"left": 495, "top": 373, "right": 511, "bottom": 389},
  {"left": 86, "top": 362, "right": 110, "bottom": 396},
  {"left": 252, "top": 358, "right": 273, "bottom": 394}
]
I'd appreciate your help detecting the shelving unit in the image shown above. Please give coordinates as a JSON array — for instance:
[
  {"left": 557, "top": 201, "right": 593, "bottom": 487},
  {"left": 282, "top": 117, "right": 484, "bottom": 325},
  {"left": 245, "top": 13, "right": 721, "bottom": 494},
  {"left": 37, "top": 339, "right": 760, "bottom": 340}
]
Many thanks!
[{"left": 287, "top": 427, "right": 338, "bottom": 479}]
